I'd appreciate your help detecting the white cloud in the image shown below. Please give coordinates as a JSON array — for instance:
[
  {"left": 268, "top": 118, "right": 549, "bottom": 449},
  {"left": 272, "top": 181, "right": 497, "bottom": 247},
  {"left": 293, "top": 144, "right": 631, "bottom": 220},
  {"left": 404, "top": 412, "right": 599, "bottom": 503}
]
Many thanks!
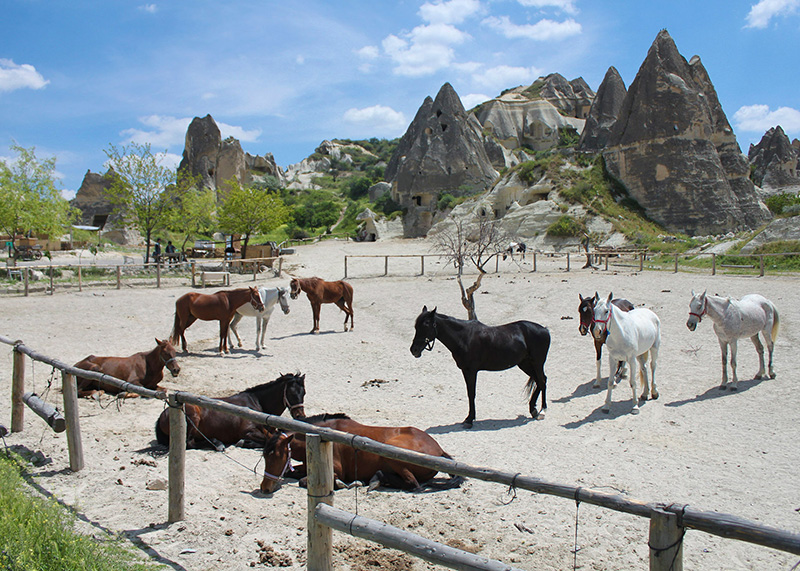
[
  {"left": 343, "top": 105, "right": 407, "bottom": 133},
  {"left": 356, "top": 45, "right": 380, "bottom": 60},
  {"left": 744, "top": 0, "right": 800, "bottom": 28},
  {"left": 0, "top": 59, "right": 49, "bottom": 92},
  {"left": 733, "top": 104, "right": 800, "bottom": 133},
  {"left": 460, "top": 93, "right": 491, "bottom": 110},
  {"left": 516, "top": 0, "right": 578, "bottom": 15},
  {"left": 139, "top": 4, "right": 158, "bottom": 13},
  {"left": 121, "top": 115, "right": 261, "bottom": 150},
  {"left": 419, "top": 0, "right": 482, "bottom": 25},
  {"left": 382, "top": 23, "right": 470, "bottom": 76},
  {"left": 483, "top": 15, "right": 581, "bottom": 40},
  {"left": 472, "top": 64, "right": 542, "bottom": 91},
  {"left": 296, "top": 55, "right": 305, "bottom": 65}
]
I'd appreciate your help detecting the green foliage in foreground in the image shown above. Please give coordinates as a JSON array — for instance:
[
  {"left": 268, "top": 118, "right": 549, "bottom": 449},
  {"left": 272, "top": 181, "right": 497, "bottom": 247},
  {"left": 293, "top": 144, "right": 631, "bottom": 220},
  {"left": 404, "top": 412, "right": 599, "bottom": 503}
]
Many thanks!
[
  {"left": 0, "top": 452, "right": 160, "bottom": 571},
  {"left": 546, "top": 215, "right": 586, "bottom": 237},
  {"left": 764, "top": 192, "right": 800, "bottom": 216}
]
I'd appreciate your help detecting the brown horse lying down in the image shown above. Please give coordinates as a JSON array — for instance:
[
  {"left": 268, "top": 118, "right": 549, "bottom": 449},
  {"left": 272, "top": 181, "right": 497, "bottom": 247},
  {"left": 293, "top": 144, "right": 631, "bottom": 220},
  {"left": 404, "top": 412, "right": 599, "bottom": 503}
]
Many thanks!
[
  {"left": 73, "top": 338, "right": 180, "bottom": 398},
  {"left": 289, "top": 277, "right": 353, "bottom": 333},
  {"left": 171, "top": 287, "right": 264, "bottom": 354},
  {"left": 155, "top": 372, "right": 306, "bottom": 450},
  {"left": 260, "top": 413, "right": 463, "bottom": 493}
]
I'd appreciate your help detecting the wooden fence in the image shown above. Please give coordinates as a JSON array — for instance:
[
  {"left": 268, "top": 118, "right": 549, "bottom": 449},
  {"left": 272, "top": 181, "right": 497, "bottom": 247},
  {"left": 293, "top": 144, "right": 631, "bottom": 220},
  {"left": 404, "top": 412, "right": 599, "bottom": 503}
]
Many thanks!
[
  {"left": 1, "top": 257, "right": 283, "bottom": 296},
  {"left": 4, "top": 333, "right": 800, "bottom": 570}
]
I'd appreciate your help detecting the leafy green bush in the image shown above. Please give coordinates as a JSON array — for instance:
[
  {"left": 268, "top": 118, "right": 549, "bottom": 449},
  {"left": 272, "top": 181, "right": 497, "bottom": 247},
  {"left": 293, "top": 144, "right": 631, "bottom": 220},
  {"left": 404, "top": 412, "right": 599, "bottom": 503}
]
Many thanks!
[
  {"left": 438, "top": 192, "right": 456, "bottom": 211},
  {"left": 764, "top": 192, "right": 800, "bottom": 216},
  {"left": 547, "top": 215, "right": 586, "bottom": 237}
]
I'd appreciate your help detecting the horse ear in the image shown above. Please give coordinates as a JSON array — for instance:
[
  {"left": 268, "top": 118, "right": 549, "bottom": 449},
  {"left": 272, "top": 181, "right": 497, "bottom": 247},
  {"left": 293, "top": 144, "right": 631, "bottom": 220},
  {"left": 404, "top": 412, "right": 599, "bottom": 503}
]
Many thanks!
[
  {"left": 593, "top": 292, "right": 599, "bottom": 302},
  {"left": 702, "top": 289, "right": 707, "bottom": 298},
  {"left": 607, "top": 292, "right": 613, "bottom": 303},
  {"left": 431, "top": 306, "right": 437, "bottom": 315},
  {"left": 155, "top": 337, "right": 163, "bottom": 345},
  {"left": 422, "top": 305, "right": 427, "bottom": 313},
  {"left": 579, "top": 293, "right": 584, "bottom": 301}
]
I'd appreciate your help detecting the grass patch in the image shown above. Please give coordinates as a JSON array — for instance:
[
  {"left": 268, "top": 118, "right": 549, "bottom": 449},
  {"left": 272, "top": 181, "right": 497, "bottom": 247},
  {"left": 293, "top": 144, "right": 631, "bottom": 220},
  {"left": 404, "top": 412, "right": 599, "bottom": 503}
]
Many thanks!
[{"left": 0, "top": 452, "right": 160, "bottom": 570}]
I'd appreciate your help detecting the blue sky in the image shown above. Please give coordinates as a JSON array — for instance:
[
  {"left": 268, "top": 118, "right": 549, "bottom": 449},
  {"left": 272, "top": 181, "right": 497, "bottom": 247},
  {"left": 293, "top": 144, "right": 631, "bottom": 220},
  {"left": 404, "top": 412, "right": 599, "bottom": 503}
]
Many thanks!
[{"left": 2, "top": 0, "right": 799, "bottom": 198}]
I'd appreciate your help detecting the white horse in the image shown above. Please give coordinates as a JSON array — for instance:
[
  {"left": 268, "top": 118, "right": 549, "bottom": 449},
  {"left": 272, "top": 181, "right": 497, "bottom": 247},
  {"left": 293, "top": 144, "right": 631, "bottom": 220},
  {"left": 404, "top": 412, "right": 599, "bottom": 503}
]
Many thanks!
[
  {"left": 592, "top": 292, "right": 661, "bottom": 414},
  {"left": 229, "top": 286, "right": 291, "bottom": 351},
  {"left": 686, "top": 290, "right": 779, "bottom": 390}
]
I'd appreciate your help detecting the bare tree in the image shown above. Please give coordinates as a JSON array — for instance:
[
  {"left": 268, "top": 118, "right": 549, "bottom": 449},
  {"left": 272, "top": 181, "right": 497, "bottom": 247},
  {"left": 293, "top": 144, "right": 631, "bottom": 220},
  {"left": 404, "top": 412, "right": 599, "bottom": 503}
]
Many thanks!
[{"left": 432, "top": 214, "right": 509, "bottom": 320}]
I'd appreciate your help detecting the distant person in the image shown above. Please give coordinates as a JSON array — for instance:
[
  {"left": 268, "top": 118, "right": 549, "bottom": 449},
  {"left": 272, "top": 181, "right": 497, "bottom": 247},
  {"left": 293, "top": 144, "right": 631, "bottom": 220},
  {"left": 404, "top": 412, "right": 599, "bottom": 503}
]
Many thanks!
[
  {"left": 152, "top": 238, "right": 162, "bottom": 265},
  {"left": 165, "top": 240, "right": 177, "bottom": 265}
]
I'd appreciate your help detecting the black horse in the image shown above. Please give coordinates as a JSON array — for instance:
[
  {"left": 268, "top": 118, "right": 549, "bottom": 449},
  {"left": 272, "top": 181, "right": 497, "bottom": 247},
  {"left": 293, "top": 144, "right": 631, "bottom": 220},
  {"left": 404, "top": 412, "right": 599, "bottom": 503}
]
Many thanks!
[
  {"left": 155, "top": 372, "right": 306, "bottom": 449},
  {"left": 410, "top": 306, "right": 550, "bottom": 428}
]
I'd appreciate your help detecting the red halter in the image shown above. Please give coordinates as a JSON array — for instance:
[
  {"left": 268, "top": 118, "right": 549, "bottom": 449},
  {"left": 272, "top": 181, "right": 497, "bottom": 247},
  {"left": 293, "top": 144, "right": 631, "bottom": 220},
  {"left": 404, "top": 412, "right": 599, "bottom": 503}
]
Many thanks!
[{"left": 689, "top": 298, "right": 707, "bottom": 322}]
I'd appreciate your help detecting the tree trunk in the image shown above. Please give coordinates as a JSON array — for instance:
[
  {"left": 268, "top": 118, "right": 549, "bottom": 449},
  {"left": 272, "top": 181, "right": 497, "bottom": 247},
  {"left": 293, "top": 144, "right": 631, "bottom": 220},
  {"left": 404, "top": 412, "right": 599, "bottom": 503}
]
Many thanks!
[
  {"left": 458, "top": 272, "right": 484, "bottom": 321},
  {"left": 241, "top": 234, "right": 250, "bottom": 260}
]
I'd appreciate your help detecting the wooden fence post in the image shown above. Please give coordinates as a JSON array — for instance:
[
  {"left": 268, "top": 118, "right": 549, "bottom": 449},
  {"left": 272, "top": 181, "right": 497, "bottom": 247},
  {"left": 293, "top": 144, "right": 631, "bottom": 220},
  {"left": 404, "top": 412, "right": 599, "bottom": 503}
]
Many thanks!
[
  {"left": 253, "top": 260, "right": 258, "bottom": 281},
  {"left": 759, "top": 255, "right": 765, "bottom": 277},
  {"left": 674, "top": 253, "right": 678, "bottom": 273},
  {"left": 384, "top": 256, "right": 388, "bottom": 276},
  {"left": 191, "top": 261, "right": 197, "bottom": 287},
  {"left": 23, "top": 268, "right": 29, "bottom": 296},
  {"left": 420, "top": 255, "right": 424, "bottom": 276},
  {"left": 277, "top": 257, "right": 283, "bottom": 278},
  {"left": 532, "top": 252, "right": 537, "bottom": 272},
  {"left": 307, "top": 434, "right": 333, "bottom": 571},
  {"left": 639, "top": 252, "right": 644, "bottom": 272},
  {"left": 78, "top": 265, "right": 82, "bottom": 291},
  {"left": 344, "top": 256, "right": 348, "bottom": 278},
  {"left": 49, "top": 266, "right": 54, "bottom": 295},
  {"left": 156, "top": 262, "right": 161, "bottom": 288},
  {"left": 566, "top": 253, "right": 570, "bottom": 271},
  {"left": 712, "top": 253, "right": 716, "bottom": 276},
  {"left": 116, "top": 265, "right": 121, "bottom": 289},
  {"left": 168, "top": 393, "right": 186, "bottom": 522},
  {"left": 11, "top": 343, "right": 25, "bottom": 432},
  {"left": 649, "top": 506, "right": 683, "bottom": 570},
  {"left": 495, "top": 255, "right": 499, "bottom": 273},
  {"left": 61, "top": 372, "right": 84, "bottom": 472},
  {"left": 604, "top": 254, "right": 609, "bottom": 271}
]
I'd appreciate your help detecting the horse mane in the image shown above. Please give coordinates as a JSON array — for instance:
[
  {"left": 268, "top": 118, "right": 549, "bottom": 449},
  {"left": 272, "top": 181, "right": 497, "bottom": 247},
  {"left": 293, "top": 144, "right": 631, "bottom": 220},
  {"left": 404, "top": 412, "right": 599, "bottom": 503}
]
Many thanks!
[
  {"left": 244, "top": 372, "right": 302, "bottom": 394},
  {"left": 303, "top": 412, "right": 350, "bottom": 423}
]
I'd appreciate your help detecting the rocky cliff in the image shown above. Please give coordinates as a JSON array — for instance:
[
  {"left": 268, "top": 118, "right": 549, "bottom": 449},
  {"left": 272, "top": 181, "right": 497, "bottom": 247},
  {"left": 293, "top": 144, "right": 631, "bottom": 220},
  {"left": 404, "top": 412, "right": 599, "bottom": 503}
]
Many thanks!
[
  {"left": 178, "top": 114, "right": 284, "bottom": 200},
  {"left": 578, "top": 66, "right": 626, "bottom": 152},
  {"left": 71, "top": 169, "right": 140, "bottom": 244},
  {"left": 602, "top": 30, "right": 770, "bottom": 235},
  {"left": 385, "top": 82, "right": 498, "bottom": 237},
  {"left": 748, "top": 126, "right": 800, "bottom": 192}
]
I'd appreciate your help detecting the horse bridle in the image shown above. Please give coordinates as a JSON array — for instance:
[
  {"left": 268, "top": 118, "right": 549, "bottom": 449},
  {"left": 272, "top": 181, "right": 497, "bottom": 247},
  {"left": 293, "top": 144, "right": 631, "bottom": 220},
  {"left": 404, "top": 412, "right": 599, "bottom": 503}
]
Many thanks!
[
  {"left": 161, "top": 353, "right": 178, "bottom": 367},
  {"left": 689, "top": 298, "right": 707, "bottom": 322},
  {"left": 423, "top": 320, "right": 437, "bottom": 352},
  {"left": 283, "top": 385, "right": 305, "bottom": 417},
  {"left": 262, "top": 439, "right": 294, "bottom": 482}
]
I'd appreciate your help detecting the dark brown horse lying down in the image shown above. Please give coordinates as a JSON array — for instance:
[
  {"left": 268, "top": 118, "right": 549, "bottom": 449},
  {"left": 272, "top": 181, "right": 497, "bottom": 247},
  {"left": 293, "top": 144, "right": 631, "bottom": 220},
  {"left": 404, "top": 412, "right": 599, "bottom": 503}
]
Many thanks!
[
  {"left": 73, "top": 338, "right": 180, "bottom": 398},
  {"left": 155, "top": 372, "right": 306, "bottom": 450},
  {"left": 260, "top": 413, "right": 463, "bottom": 493}
]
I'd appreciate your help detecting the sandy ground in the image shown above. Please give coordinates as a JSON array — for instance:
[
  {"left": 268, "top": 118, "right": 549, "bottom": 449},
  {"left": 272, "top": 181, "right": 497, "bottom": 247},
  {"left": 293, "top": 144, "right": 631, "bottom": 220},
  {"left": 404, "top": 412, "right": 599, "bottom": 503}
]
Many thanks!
[{"left": 1, "top": 238, "right": 799, "bottom": 571}]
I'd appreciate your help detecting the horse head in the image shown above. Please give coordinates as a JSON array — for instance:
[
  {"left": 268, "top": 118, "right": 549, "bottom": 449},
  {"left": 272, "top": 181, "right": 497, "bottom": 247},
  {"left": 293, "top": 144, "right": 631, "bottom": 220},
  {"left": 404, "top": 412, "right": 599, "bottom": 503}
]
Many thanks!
[
  {"left": 277, "top": 287, "right": 291, "bottom": 315},
  {"left": 577, "top": 293, "right": 598, "bottom": 336},
  {"left": 260, "top": 431, "right": 294, "bottom": 494},
  {"left": 156, "top": 338, "right": 180, "bottom": 377},
  {"left": 249, "top": 287, "right": 265, "bottom": 312},
  {"left": 283, "top": 372, "right": 306, "bottom": 419},
  {"left": 410, "top": 305, "right": 437, "bottom": 358},
  {"left": 686, "top": 289, "right": 707, "bottom": 331},
  {"left": 289, "top": 278, "right": 301, "bottom": 299},
  {"left": 591, "top": 293, "right": 611, "bottom": 340}
]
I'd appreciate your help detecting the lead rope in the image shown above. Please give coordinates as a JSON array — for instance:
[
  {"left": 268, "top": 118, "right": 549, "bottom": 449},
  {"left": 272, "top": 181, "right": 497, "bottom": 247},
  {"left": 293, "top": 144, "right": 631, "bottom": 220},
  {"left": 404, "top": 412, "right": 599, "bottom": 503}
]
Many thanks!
[{"left": 573, "top": 487, "right": 582, "bottom": 571}]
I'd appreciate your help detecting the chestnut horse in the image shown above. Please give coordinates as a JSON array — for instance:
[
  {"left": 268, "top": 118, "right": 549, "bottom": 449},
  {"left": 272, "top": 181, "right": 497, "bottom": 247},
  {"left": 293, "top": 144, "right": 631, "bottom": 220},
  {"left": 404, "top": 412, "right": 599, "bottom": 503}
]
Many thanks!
[
  {"left": 74, "top": 338, "right": 180, "bottom": 398},
  {"left": 155, "top": 372, "right": 306, "bottom": 450},
  {"left": 289, "top": 277, "right": 353, "bottom": 333},
  {"left": 410, "top": 306, "right": 550, "bottom": 428},
  {"left": 260, "top": 413, "right": 463, "bottom": 493},
  {"left": 578, "top": 293, "right": 634, "bottom": 388},
  {"left": 170, "top": 287, "right": 264, "bottom": 354}
]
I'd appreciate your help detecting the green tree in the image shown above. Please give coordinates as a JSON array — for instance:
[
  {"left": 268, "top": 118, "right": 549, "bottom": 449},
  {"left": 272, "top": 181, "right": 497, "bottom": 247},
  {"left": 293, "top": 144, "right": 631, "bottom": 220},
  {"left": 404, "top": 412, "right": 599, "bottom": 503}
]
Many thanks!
[
  {"left": 165, "top": 177, "right": 216, "bottom": 256},
  {"left": 103, "top": 142, "right": 180, "bottom": 263},
  {"left": 0, "top": 144, "right": 77, "bottom": 253},
  {"left": 218, "top": 179, "right": 291, "bottom": 258}
]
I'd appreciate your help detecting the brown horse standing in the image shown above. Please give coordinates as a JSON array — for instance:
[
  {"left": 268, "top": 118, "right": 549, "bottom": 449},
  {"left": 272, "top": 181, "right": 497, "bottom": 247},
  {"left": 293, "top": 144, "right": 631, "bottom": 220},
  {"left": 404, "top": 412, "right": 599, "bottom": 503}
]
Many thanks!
[
  {"left": 289, "top": 277, "right": 353, "bottom": 333},
  {"left": 171, "top": 287, "right": 264, "bottom": 354},
  {"left": 73, "top": 338, "right": 180, "bottom": 398},
  {"left": 260, "top": 413, "right": 463, "bottom": 493}
]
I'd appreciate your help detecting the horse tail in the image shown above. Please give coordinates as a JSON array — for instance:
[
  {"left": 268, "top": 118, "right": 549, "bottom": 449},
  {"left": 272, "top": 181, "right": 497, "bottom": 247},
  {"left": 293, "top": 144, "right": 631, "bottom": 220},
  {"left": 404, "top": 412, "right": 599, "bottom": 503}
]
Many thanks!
[
  {"left": 771, "top": 302, "right": 780, "bottom": 343},
  {"left": 170, "top": 310, "right": 181, "bottom": 345},
  {"left": 155, "top": 411, "right": 169, "bottom": 446}
]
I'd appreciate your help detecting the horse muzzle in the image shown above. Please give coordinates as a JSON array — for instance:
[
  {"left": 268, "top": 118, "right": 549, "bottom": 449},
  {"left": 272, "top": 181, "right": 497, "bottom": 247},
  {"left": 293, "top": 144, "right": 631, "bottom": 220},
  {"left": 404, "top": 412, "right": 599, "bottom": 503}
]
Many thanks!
[
  {"left": 579, "top": 323, "right": 589, "bottom": 336},
  {"left": 410, "top": 345, "right": 422, "bottom": 358},
  {"left": 686, "top": 319, "right": 697, "bottom": 331}
]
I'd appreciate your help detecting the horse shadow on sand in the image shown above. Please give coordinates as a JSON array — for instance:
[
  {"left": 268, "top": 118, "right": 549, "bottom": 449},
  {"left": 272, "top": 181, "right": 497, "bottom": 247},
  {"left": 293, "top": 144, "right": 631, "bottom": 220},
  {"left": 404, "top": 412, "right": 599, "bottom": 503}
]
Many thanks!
[
  {"left": 552, "top": 377, "right": 605, "bottom": 405},
  {"left": 562, "top": 398, "right": 657, "bottom": 429},
  {"left": 271, "top": 329, "right": 344, "bottom": 340},
  {"left": 664, "top": 376, "right": 766, "bottom": 408},
  {"left": 426, "top": 414, "right": 532, "bottom": 434}
]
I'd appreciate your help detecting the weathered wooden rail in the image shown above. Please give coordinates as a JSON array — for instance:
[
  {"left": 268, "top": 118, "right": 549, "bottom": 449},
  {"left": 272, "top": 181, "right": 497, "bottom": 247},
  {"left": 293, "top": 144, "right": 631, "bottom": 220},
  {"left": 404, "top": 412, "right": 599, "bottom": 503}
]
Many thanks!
[{"left": 4, "top": 333, "right": 800, "bottom": 570}]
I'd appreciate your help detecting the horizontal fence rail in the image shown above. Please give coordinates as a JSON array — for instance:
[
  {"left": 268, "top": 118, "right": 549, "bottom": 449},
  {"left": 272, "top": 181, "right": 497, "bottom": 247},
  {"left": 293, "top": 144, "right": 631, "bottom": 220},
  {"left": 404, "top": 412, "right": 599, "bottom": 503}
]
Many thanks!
[{"left": 4, "top": 333, "right": 800, "bottom": 568}]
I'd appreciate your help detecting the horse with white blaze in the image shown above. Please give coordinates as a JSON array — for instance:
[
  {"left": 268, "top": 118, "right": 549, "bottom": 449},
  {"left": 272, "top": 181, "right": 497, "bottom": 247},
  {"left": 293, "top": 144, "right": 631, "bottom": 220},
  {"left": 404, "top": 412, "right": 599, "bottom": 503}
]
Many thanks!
[
  {"left": 592, "top": 292, "right": 661, "bottom": 415},
  {"left": 228, "top": 286, "right": 291, "bottom": 351}
]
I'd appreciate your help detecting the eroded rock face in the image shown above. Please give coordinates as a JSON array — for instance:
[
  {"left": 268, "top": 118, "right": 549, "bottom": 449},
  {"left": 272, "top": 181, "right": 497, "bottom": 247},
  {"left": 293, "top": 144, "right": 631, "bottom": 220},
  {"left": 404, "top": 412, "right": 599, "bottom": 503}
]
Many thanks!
[
  {"left": 178, "top": 114, "right": 285, "bottom": 199},
  {"left": 602, "top": 30, "right": 770, "bottom": 235},
  {"left": 71, "top": 169, "right": 140, "bottom": 244},
  {"left": 748, "top": 126, "right": 800, "bottom": 192},
  {"left": 578, "top": 67, "right": 626, "bottom": 152},
  {"left": 386, "top": 83, "right": 498, "bottom": 237}
]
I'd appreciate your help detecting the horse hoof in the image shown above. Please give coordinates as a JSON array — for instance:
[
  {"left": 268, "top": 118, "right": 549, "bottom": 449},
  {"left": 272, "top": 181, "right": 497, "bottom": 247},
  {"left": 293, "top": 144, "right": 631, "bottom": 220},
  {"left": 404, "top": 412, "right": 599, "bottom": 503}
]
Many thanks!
[
  {"left": 730, "top": 385, "right": 738, "bottom": 391},
  {"left": 630, "top": 407, "right": 640, "bottom": 415},
  {"left": 769, "top": 372, "right": 776, "bottom": 379},
  {"left": 462, "top": 421, "right": 473, "bottom": 429},
  {"left": 755, "top": 374, "right": 764, "bottom": 380},
  {"left": 719, "top": 385, "right": 727, "bottom": 390},
  {"left": 639, "top": 394, "right": 647, "bottom": 402},
  {"left": 601, "top": 407, "right": 610, "bottom": 414},
  {"left": 651, "top": 392, "right": 659, "bottom": 400},
  {"left": 592, "top": 382, "right": 601, "bottom": 389}
]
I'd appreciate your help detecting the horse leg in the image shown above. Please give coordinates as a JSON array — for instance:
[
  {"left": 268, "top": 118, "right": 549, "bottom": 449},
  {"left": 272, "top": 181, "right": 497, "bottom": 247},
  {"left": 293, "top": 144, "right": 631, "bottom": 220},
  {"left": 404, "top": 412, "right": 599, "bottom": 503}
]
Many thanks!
[
  {"left": 593, "top": 338, "right": 603, "bottom": 388},
  {"left": 718, "top": 340, "right": 729, "bottom": 389},
  {"left": 311, "top": 302, "right": 321, "bottom": 334},
  {"left": 765, "top": 330, "right": 776, "bottom": 379},
  {"left": 628, "top": 357, "right": 640, "bottom": 414},
  {"left": 602, "top": 355, "right": 618, "bottom": 413},
  {"left": 648, "top": 345, "right": 659, "bottom": 400},
  {"left": 461, "top": 370, "right": 478, "bottom": 428},
  {"left": 751, "top": 334, "right": 765, "bottom": 379},
  {"left": 334, "top": 299, "right": 353, "bottom": 331},
  {"left": 229, "top": 313, "right": 243, "bottom": 348},
  {"left": 179, "top": 315, "right": 197, "bottom": 353},
  {"left": 729, "top": 340, "right": 739, "bottom": 390},
  {"left": 258, "top": 316, "right": 270, "bottom": 351}
]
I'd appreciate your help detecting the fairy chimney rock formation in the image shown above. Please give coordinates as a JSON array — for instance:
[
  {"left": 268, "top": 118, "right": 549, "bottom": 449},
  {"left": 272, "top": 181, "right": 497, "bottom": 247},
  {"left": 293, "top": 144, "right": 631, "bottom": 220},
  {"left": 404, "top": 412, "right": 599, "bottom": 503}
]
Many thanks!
[
  {"left": 578, "top": 66, "right": 627, "bottom": 151},
  {"left": 748, "top": 126, "right": 800, "bottom": 191},
  {"left": 602, "top": 29, "right": 770, "bottom": 235},
  {"left": 386, "top": 82, "right": 498, "bottom": 237}
]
